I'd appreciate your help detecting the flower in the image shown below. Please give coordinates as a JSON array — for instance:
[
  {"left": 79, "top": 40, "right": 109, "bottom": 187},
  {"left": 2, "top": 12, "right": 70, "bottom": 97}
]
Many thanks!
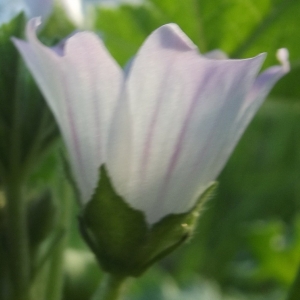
[{"left": 13, "top": 19, "right": 289, "bottom": 224}]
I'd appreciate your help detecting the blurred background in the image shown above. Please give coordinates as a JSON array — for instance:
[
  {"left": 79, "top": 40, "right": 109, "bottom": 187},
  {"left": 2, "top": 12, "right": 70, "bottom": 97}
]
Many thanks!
[{"left": 6, "top": 0, "right": 300, "bottom": 299}]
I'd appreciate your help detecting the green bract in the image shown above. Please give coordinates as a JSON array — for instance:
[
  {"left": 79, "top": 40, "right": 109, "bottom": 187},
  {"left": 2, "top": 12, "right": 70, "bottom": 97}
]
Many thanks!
[{"left": 79, "top": 165, "right": 216, "bottom": 277}]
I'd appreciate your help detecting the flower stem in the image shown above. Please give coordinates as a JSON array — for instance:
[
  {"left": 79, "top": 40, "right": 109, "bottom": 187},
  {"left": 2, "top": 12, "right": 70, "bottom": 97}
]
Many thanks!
[
  {"left": 91, "top": 274, "right": 127, "bottom": 300},
  {"left": 5, "top": 178, "right": 30, "bottom": 300},
  {"left": 286, "top": 264, "right": 300, "bottom": 300},
  {"left": 4, "top": 55, "right": 31, "bottom": 300},
  {"left": 45, "top": 177, "right": 72, "bottom": 300}
]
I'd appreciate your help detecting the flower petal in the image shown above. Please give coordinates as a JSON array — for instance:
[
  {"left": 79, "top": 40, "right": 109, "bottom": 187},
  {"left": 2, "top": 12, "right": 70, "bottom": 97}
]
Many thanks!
[
  {"left": 111, "top": 24, "right": 267, "bottom": 224},
  {"left": 205, "top": 49, "right": 290, "bottom": 181},
  {"left": 106, "top": 93, "right": 133, "bottom": 200},
  {"left": 13, "top": 18, "right": 123, "bottom": 203}
]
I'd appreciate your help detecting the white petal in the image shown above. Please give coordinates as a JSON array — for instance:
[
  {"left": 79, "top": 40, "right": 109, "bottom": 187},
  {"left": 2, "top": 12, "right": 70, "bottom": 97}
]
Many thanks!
[
  {"left": 13, "top": 18, "right": 123, "bottom": 203},
  {"left": 206, "top": 49, "right": 290, "bottom": 180},
  {"left": 110, "top": 23, "right": 266, "bottom": 224},
  {"left": 106, "top": 92, "right": 133, "bottom": 198}
]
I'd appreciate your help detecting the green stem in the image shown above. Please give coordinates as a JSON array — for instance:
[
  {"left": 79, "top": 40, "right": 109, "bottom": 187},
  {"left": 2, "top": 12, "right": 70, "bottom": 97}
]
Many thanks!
[
  {"left": 5, "top": 178, "right": 30, "bottom": 300},
  {"left": 45, "top": 179, "right": 72, "bottom": 300},
  {"left": 6, "top": 57, "right": 30, "bottom": 300},
  {"left": 286, "top": 263, "right": 300, "bottom": 300},
  {"left": 91, "top": 274, "right": 127, "bottom": 300},
  {"left": 193, "top": 0, "right": 207, "bottom": 52}
]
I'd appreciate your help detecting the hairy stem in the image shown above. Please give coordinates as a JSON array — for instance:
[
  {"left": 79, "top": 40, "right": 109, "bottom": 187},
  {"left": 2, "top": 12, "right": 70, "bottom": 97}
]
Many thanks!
[
  {"left": 5, "top": 178, "right": 30, "bottom": 300},
  {"left": 45, "top": 178, "right": 72, "bottom": 300}
]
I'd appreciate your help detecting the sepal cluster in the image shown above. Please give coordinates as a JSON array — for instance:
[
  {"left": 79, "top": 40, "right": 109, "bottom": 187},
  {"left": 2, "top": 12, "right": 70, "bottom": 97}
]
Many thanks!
[{"left": 79, "top": 165, "right": 216, "bottom": 277}]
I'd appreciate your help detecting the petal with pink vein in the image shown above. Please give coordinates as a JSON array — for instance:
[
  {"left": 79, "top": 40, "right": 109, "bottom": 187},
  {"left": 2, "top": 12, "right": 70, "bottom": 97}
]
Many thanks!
[{"left": 13, "top": 18, "right": 123, "bottom": 203}]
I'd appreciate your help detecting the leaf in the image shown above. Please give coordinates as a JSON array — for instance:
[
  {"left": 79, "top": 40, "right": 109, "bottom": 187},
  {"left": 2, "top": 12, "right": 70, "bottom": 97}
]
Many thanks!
[
  {"left": 93, "top": 0, "right": 204, "bottom": 66},
  {"left": 94, "top": 0, "right": 300, "bottom": 101},
  {"left": 245, "top": 218, "right": 300, "bottom": 285},
  {"left": 0, "top": 13, "right": 58, "bottom": 181}
]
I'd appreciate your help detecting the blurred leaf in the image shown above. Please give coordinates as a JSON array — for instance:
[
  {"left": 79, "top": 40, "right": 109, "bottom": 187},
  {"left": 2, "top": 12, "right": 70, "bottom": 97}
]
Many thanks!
[
  {"left": 230, "top": 0, "right": 300, "bottom": 62},
  {"left": 94, "top": 0, "right": 300, "bottom": 99},
  {"left": 270, "top": 67, "right": 300, "bottom": 102},
  {"left": 94, "top": 4, "right": 161, "bottom": 66},
  {"left": 0, "top": 13, "right": 58, "bottom": 182},
  {"left": 244, "top": 217, "right": 300, "bottom": 285},
  {"left": 93, "top": 0, "right": 205, "bottom": 66},
  {"left": 0, "top": 13, "right": 25, "bottom": 179},
  {"left": 63, "top": 249, "right": 101, "bottom": 300},
  {"left": 28, "top": 190, "right": 57, "bottom": 251},
  {"left": 39, "top": 5, "right": 76, "bottom": 46}
]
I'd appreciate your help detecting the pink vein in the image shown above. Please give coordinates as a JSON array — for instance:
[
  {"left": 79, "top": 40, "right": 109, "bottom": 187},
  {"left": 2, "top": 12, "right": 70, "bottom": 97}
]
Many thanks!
[
  {"left": 140, "top": 62, "right": 175, "bottom": 181},
  {"left": 62, "top": 68, "right": 88, "bottom": 193},
  {"left": 84, "top": 47, "right": 102, "bottom": 161},
  {"left": 150, "top": 73, "right": 212, "bottom": 214}
]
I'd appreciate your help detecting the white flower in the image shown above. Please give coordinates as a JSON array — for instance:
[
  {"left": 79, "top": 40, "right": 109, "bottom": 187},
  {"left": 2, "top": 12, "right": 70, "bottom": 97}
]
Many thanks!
[{"left": 13, "top": 19, "right": 289, "bottom": 224}]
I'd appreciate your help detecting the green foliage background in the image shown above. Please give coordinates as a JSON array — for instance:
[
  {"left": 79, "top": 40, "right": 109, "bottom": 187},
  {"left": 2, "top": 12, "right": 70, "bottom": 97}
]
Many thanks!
[{"left": 1, "top": 0, "right": 299, "bottom": 299}]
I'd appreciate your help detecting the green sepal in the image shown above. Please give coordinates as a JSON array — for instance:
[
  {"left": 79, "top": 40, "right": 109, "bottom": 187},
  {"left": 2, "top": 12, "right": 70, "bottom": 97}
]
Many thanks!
[{"left": 80, "top": 165, "right": 217, "bottom": 277}]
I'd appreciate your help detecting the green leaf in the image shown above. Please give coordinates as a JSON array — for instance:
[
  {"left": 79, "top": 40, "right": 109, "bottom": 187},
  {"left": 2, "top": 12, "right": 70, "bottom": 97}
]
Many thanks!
[
  {"left": 93, "top": 0, "right": 300, "bottom": 100},
  {"left": 0, "top": 13, "right": 58, "bottom": 182},
  {"left": 231, "top": 0, "right": 300, "bottom": 61},
  {"left": 245, "top": 217, "right": 300, "bottom": 285},
  {"left": 27, "top": 190, "right": 57, "bottom": 251},
  {"left": 93, "top": 0, "right": 204, "bottom": 66},
  {"left": 0, "top": 13, "right": 24, "bottom": 105},
  {"left": 94, "top": 4, "right": 159, "bottom": 66},
  {"left": 39, "top": 4, "right": 76, "bottom": 46}
]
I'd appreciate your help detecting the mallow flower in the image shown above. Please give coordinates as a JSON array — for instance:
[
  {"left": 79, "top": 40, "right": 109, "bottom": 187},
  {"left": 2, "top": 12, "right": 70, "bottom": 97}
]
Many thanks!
[
  {"left": 13, "top": 19, "right": 290, "bottom": 277},
  {"left": 13, "top": 19, "right": 289, "bottom": 225}
]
